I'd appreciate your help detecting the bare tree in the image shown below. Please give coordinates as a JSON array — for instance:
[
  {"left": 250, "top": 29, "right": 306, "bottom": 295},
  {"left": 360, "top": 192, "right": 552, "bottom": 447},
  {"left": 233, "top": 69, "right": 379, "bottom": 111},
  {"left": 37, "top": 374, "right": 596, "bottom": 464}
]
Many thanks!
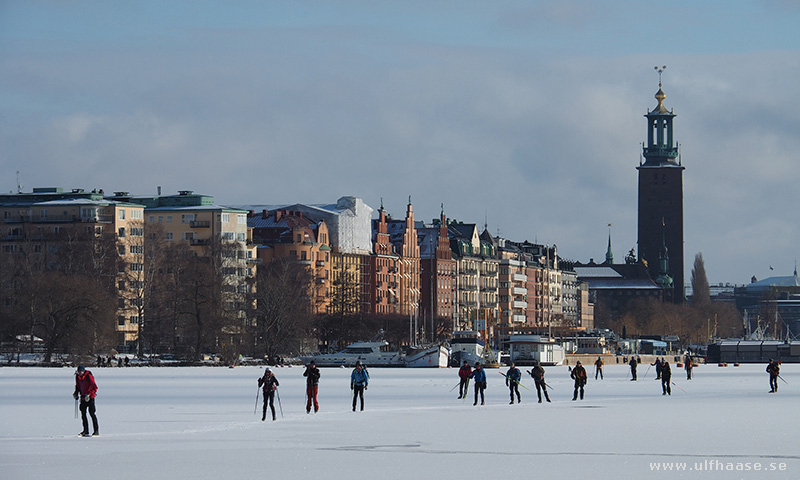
[{"left": 254, "top": 257, "right": 313, "bottom": 361}]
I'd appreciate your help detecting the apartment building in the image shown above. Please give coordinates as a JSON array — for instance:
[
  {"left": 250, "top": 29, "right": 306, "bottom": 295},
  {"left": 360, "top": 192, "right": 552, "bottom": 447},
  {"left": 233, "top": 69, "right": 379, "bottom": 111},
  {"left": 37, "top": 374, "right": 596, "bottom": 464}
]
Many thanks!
[{"left": 0, "top": 187, "right": 146, "bottom": 347}]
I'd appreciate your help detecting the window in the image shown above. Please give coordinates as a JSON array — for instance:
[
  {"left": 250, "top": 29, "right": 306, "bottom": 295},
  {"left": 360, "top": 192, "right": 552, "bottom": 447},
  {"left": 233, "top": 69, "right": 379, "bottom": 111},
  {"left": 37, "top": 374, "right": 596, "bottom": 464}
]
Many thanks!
[
  {"left": 183, "top": 232, "right": 195, "bottom": 241},
  {"left": 118, "top": 281, "right": 126, "bottom": 290},
  {"left": 40, "top": 209, "right": 48, "bottom": 219},
  {"left": 237, "top": 233, "right": 246, "bottom": 242},
  {"left": 237, "top": 214, "right": 246, "bottom": 225},
  {"left": 118, "top": 227, "right": 126, "bottom": 238},
  {"left": 158, "top": 216, "right": 164, "bottom": 223},
  {"left": 131, "top": 245, "right": 144, "bottom": 254},
  {"left": 166, "top": 215, "right": 173, "bottom": 223},
  {"left": 222, "top": 232, "right": 234, "bottom": 241},
  {"left": 130, "top": 227, "right": 144, "bottom": 237},
  {"left": 301, "top": 251, "right": 307, "bottom": 260},
  {"left": 181, "top": 214, "right": 195, "bottom": 223},
  {"left": 221, "top": 213, "right": 230, "bottom": 223},
  {"left": 131, "top": 209, "right": 143, "bottom": 219},
  {"left": 130, "top": 263, "right": 144, "bottom": 272},
  {"left": 118, "top": 245, "right": 126, "bottom": 255},
  {"left": 118, "top": 316, "right": 126, "bottom": 326},
  {"left": 165, "top": 232, "right": 173, "bottom": 241},
  {"left": 149, "top": 215, "right": 155, "bottom": 223},
  {"left": 118, "top": 209, "right": 125, "bottom": 220}
]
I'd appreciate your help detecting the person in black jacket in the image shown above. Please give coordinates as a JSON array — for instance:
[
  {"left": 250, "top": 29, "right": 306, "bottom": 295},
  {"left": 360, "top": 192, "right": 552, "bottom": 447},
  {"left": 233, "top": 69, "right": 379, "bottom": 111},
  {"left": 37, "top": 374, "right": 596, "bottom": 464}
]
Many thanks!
[
  {"left": 303, "top": 360, "right": 321, "bottom": 413},
  {"left": 529, "top": 360, "right": 551, "bottom": 403},
  {"left": 258, "top": 368, "right": 280, "bottom": 421},
  {"left": 629, "top": 357, "right": 638, "bottom": 381},
  {"left": 767, "top": 359, "right": 780, "bottom": 393},
  {"left": 661, "top": 361, "right": 672, "bottom": 395},
  {"left": 571, "top": 361, "right": 587, "bottom": 401}
]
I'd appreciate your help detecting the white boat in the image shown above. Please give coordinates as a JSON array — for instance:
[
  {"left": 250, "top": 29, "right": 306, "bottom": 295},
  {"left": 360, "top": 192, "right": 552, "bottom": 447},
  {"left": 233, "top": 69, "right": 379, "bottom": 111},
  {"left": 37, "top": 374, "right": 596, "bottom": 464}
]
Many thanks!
[
  {"left": 301, "top": 341, "right": 404, "bottom": 367},
  {"left": 404, "top": 344, "right": 450, "bottom": 368},
  {"left": 449, "top": 330, "right": 484, "bottom": 367}
]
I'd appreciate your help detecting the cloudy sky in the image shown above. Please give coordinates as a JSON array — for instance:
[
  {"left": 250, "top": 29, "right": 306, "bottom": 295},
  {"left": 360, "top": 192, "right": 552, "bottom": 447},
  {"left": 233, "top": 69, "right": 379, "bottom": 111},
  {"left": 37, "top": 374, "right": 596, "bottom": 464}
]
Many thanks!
[{"left": 2, "top": 1, "right": 800, "bottom": 287}]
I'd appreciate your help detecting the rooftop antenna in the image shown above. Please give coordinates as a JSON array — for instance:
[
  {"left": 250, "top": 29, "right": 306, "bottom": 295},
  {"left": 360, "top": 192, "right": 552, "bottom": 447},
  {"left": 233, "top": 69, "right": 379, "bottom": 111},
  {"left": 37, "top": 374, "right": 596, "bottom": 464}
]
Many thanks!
[
  {"left": 484, "top": 210, "right": 488, "bottom": 231},
  {"left": 16, "top": 171, "right": 22, "bottom": 194},
  {"left": 654, "top": 65, "right": 667, "bottom": 87}
]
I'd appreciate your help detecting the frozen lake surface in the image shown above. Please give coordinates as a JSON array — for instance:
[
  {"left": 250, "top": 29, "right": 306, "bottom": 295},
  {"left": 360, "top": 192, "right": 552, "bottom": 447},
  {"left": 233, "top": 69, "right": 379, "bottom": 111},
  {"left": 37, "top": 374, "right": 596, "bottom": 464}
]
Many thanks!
[{"left": 1, "top": 363, "right": 798, "bottom": 479}]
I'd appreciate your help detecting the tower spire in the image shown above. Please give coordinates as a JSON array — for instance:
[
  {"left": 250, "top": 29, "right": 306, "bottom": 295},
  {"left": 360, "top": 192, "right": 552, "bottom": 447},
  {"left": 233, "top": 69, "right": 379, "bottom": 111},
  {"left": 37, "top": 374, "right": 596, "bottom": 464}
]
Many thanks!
[{"left": 605, "top": 223, "right": 614, "bottom": 264}]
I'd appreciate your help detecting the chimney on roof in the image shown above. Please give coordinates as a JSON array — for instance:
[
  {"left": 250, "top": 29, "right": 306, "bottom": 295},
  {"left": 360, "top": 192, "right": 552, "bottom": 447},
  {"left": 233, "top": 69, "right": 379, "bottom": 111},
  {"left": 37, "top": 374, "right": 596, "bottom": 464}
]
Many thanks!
[
  {"left": 262, "top": 210, "right": 269, "bottom": 219},
  {"left": 275, "top": 210, "right": 282, "bottom": 222}
]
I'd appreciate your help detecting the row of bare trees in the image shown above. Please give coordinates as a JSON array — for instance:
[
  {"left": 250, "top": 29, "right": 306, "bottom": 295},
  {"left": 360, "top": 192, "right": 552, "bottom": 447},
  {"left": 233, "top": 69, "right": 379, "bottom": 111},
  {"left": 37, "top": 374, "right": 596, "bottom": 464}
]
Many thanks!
[{"left": 595, "top": 253, "right": 743, "bottom": 348}]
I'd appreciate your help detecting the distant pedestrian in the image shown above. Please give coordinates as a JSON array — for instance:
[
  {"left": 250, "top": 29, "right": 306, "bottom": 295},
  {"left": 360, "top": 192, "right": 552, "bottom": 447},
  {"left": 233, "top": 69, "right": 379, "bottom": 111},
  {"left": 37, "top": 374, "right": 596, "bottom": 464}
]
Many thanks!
[
  {"left": 470, "top": 362, "right": 487, "bottom": 406},
  {"left": 457, "top": 360, "right": 472, "bottom": 399},
  {"left": 506, "top": 363, "right": 522, "bottom": 404},
  {"left": 594, "top": 356, "right": 604, "bottom": 380},
  {"left": 661, "top": 361, "right": 672, "bottom": 395},
  {"left": 529, "top": 360, "right": 551, "bottom": 403},
  {"left": 629, "top": 357, "right": 638, "bottom": 381},
  {"left": 96, "top": 355, "right": 102, "bottom": 368},
  {"left": 73, "top": 365, "right": 99, "bottom": 437},
  {"left": 767, "top": 359, "right": 780, "bottom": 393},
  {"left": 303, "top": 360, "right": 321, "bottom": 413},
  {"left": 684, "top": 355, "right": 693, "bottom": 380},
  {"left": 350, "top": 361, "right": 369, "bottom": 411},
  {"left": 258, "top": 368, "right": 280, "bottom": 421},
  {"left": 571, "top": 361, "right": 587, "bottom": 401}
]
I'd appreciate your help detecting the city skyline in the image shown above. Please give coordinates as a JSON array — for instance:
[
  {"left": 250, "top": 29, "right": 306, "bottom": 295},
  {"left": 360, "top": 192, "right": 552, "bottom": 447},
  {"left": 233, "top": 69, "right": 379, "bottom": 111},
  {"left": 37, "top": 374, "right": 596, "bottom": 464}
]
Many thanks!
[{"left": 2, "top": 1, "right": 800, "bottom": 286}]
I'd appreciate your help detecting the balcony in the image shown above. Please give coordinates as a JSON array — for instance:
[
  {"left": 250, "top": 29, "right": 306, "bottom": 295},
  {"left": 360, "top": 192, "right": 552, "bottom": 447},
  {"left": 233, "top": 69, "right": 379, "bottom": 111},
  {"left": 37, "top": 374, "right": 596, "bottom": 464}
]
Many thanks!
[
  {"left": 513, "top": 286, "right": 527, "bottom": 296},
  {"left": 190, "top": 220, "right": 211, "bottom": 228},
  {"left": 513, "top": 273, "right": 527, "bottom": 282},
  {"left": 316, "top": 260, "right": 325, "bottom": 267},
  {"left": 190, "top": 238, "right": 210, "bottom": 246},
  {"left": 512, "top": 314, "right": 526, "bottom": 323},
  {"left": 513, "top": 300, "right": 528, "bottom": 309}
]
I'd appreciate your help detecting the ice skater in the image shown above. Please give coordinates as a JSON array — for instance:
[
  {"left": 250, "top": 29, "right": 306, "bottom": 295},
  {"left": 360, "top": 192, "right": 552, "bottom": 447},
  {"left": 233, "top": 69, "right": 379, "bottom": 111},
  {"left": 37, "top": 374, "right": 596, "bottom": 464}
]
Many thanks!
[
  {"left": 505, "top": 362, "right": 521, "bottom": 404},
  {"left": 684, "top": 355, "right": 693, "bottom": 380},
  {"left": 457, "top": 360, "right": 472, "bottom": 399},
  {"left": 571, "top": 361, "right": 587, "bottom": 401},
  {"left": 470, "top": 362, "right": 487, "bottom": 406},
  {"left": 351, "top": 361, "right": 369, "bottom": 411},
  {"left": 529, "top": 360, "right": 551, "bottom": 403},
  {"left": 629, "top": 356, "right": 638, "bottom": 381},
  {"left": 767, "top": 359, "right": 780, "bottom": 393},
  {"left": 303, "top": 360, "right": 320, "bottom": 413},
  {"left": 73, "top": 365, "right": 99, "bottom": 437},
  {"left": 594, "top": 356, "right": 604, "bottom": 380},
  {"left": 661, "top": 360, "right": 672, "bottom": 395},
  {"left": 258, "top": 368, "right": 280, "bottom": 421}
]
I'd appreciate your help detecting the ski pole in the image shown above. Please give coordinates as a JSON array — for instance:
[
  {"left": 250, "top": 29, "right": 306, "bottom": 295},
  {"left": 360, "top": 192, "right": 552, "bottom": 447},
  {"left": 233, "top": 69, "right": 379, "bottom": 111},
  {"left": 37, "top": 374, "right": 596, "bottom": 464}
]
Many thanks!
[
  {"left": 449, "top": 381, "right": 461, "bottom": 393},
  {"left": 498, "top": 371, "right": 530, "bottom": 391},
  {"left": 778, "top": 375, "right": 789, "bottom": 385},
  {"left": 275, "top": 388, "right": 284, "bottom": 419},
  {"left": 671, "top": 381, "right": 687, "bottom": 393},
  {"left": 463, "top": 378, "right": 470, "bottom": 403},
  {"left": 644, "top": 364, "right": 652, "bottom": 379},
  {"left": 74, "top": 397, "right": 79, "bottom": 419},
  {"left": 254, "top": 387, "right": 260, "bottom": 415}
]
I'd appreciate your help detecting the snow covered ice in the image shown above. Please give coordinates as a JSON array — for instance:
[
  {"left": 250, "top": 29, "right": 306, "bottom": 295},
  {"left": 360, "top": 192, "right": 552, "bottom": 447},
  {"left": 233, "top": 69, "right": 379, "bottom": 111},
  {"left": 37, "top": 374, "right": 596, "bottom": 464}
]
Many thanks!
[{"left": 1, "top": 363, "right": 799, "bottom": 479}]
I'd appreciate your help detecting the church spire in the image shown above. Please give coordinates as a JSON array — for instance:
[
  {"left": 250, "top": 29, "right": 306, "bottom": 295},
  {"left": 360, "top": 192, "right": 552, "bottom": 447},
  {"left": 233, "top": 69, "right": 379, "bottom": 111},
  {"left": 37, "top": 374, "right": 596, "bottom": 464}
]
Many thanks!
[{"left": 605, "top": 223, "right": 614, "bottom": 264}]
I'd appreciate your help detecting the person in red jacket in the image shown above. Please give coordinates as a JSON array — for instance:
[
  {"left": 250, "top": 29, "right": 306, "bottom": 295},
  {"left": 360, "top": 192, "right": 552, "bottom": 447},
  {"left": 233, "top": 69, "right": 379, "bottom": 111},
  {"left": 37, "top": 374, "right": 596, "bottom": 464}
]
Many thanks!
[
  {"left": 73, "top": 365, "right": 99, "bottom": 436},
  {"left": 457, "top": 360, "right": 472, "bottom": 399}
]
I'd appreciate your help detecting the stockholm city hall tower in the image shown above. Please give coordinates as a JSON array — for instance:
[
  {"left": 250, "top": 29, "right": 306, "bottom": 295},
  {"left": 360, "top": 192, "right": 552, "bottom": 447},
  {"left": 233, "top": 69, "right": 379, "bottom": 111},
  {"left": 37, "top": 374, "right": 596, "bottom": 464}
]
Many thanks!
[{"left": 637, "top": 68, "right": 684, "bottom": 303}]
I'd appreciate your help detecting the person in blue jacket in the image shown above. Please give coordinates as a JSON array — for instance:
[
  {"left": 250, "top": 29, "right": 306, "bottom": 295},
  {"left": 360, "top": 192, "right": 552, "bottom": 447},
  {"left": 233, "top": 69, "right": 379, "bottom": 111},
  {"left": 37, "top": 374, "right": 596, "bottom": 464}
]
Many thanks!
[
  {"left": 506, "top": 362, "right": 522, "bottom": 404},
  {"left": 470, "top": 362, "right": 487, "bottom": 406},
  {"left": 350, "top": 361, "right": 369, "bottom": 411}
]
